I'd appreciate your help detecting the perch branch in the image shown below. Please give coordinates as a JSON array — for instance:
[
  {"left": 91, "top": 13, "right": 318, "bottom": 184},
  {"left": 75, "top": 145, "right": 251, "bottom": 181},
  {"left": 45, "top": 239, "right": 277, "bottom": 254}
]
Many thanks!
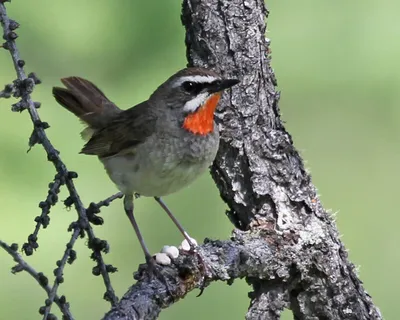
[{"left": 103, "top": 231, "right": 280, "bottom": 320}]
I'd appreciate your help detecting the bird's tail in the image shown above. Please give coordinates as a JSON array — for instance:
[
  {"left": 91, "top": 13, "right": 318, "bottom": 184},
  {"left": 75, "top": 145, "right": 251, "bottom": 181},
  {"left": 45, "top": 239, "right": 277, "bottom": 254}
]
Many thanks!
[{"left": 52, "top": 77, "right": 121, "bottom": 139}]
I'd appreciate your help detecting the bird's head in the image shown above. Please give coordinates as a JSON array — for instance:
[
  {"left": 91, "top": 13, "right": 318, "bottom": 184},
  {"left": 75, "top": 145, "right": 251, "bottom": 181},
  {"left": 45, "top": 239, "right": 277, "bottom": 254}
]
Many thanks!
[{"left": 150, "top": 67, "right": 239, "bottom": 135}]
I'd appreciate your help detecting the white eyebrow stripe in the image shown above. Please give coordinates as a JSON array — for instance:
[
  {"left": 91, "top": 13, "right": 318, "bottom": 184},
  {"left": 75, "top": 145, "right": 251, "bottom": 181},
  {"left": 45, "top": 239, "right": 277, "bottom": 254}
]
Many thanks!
[
  {"left": 183, "top": 92, "right": 210, "bottom": 113},
  {"left": 173, "top": 75, "right": 218, "bottom": 87}
]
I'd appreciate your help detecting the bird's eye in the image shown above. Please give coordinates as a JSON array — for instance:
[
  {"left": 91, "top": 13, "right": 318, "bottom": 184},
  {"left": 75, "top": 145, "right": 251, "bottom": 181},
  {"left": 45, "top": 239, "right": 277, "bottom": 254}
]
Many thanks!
[{"left": 182, "top": 81, "right": 203, "bottom": 95}]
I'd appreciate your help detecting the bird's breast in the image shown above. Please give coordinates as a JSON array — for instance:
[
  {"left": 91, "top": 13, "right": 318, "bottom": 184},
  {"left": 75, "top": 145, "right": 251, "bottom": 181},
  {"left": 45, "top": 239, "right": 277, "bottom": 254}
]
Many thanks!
[{"left": 101, "top": 126, "right": 219, "bottom": 196}]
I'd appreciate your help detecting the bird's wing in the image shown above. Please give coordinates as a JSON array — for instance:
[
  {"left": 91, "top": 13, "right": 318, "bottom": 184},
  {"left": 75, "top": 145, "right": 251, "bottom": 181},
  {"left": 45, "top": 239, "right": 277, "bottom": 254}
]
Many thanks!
[
  {"left": 53, "top": 77, "right": 121, "bottom": 128},
  {"left": 80, "top": 101, "right": 157, "bottom": 158}
]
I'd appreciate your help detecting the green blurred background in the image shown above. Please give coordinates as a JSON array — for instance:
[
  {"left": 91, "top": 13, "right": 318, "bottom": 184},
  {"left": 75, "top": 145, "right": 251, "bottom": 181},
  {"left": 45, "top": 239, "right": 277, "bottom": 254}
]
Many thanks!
[{"left": 0, "top": 0, "right": 398, "bottom": 319}]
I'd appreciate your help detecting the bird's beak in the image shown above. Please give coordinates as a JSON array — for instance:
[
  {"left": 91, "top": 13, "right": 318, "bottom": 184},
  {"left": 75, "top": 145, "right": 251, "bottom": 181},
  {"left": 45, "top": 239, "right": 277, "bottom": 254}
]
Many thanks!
[{"left": 208, "top": 79, "right": 240, "bottom": 93}]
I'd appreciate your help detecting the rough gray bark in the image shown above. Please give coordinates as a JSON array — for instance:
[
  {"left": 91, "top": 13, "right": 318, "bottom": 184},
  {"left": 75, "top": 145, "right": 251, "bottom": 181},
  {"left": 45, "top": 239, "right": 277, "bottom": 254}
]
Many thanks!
[{"left": 104, "top": 0, "right": 382, "bottom": 319}]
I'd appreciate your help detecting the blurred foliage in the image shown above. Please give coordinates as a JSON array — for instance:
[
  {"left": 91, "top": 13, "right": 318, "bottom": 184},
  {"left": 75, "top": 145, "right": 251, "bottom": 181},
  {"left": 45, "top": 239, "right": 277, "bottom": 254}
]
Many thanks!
[{"left": 0, "top": 0, "right": 398, "bottom": 319}]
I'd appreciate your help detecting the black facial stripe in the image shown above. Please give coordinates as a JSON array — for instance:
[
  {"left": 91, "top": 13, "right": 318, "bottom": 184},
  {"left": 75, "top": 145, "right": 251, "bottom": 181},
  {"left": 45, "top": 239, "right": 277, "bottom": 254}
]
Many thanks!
[
  {"left": 182, "top": 81, "right": 206, "bottom": 95},
  {"left": 182, "top": 80, "right": 222, "bottom": 95}
]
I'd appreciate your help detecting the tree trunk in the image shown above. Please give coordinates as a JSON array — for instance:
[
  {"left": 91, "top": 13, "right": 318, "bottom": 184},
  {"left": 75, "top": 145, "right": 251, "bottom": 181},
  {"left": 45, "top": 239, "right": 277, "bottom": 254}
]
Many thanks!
[{"left": 103, "top": 0, "right": 382, "bottom": 319}]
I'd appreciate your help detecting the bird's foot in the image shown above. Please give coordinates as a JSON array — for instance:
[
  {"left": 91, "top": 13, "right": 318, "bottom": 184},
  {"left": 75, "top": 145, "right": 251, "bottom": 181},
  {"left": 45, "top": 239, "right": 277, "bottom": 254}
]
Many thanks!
[
  {"left": 133, "top": 254, "right": 175, "bottom": 296},
  {"left": 134, "top": 239, "right": 208, "bottom": 296}
]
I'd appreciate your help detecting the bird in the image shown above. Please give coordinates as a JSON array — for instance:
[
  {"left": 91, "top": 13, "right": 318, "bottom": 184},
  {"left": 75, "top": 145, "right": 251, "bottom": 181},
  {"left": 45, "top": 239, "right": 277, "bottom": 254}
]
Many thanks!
[{"left": 52, "top": 67, "right": 239, "bottom": 265}]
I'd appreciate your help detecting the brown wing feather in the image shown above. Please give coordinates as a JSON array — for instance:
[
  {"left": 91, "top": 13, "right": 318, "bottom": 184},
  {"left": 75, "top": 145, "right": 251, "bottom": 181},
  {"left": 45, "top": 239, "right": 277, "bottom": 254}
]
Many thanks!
[
  {"left": 53, "top": 77, "right": 120, "bottom": 128},
  {"left": 80, "top": 101, "right": 157, "bottom": 158}
]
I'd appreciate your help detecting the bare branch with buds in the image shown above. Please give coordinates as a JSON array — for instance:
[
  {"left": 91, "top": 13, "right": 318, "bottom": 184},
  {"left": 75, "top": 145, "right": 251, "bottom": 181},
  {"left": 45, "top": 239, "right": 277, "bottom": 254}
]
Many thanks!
[
  {"left": 0, "top": 240, "right": 74, "bottom": 319},
  {"left": 0, "top": 2, "right": 118, "bottom": 319}
]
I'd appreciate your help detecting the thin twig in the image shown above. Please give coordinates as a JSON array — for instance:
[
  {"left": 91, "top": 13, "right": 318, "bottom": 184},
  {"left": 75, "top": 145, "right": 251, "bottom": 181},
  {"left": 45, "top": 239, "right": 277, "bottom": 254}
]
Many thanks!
[
  {"left": 42, "top": 228, "right": 80, "bottom": 319},
  {"left": 23, "top": 175, "right": 62, "bottom": 256},
  {"left": 0, "top": 240, "right": 74, "bottom": 320},
  {"left": 0, "top": 1, "right": 118, "bottom": 315},
  {"left": 86, "top": 192, "right": 124, "bottom": 225},
  {"left": 86, "top": 228, "right": 119, "bottom": 304},
  {"left": 94, "top": 192, "right": 124, "bottom": 208},
  {"left": 0, "top": 90, "right": 10, "bottom": 98}
]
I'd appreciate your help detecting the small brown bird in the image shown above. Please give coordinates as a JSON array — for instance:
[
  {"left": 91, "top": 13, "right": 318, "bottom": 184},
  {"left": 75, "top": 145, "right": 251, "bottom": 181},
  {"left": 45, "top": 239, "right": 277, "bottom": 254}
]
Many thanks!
[{"left": 52, "top": 67, "right": 239, "bottom": 264}]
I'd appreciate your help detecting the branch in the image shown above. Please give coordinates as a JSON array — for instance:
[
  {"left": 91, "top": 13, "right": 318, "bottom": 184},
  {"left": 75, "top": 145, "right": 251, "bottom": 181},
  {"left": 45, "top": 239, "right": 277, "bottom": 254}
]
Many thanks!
[
  {"left": 42, "top": 228, "right": 80, "bottom": 320},
  {"left": 102, "top": 0, "right": 383, "bottom": 319},
  {"left": 0, "top": 2, "right": 118, "bottom": 317},
  {"left": 23, "top": 174, "right": 63, "bottom": 256},
  {"left": 103, "top": 231, "right": 279, "bottom": 320},
  {"left": 86, "top": 192, "right": 124, "bottom": 225},
  {"left": 0, "top": 240, "right": 74, "bottom": 319}
]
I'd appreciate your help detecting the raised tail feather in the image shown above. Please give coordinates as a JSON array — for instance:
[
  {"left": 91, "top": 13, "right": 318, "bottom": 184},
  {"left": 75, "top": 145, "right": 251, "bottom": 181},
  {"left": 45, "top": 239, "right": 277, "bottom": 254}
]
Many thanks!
[{"left": 52, "top": 77, "right": 121, "bottom": 133}]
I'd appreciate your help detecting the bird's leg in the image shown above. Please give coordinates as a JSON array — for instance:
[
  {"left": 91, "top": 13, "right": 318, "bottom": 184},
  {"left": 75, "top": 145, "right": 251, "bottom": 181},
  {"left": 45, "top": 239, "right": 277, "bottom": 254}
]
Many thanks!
[
  {"left": 123, "top": 194, "right": 153, "bottom": 265},
  {"left": 153, "top": 196, "right": 197, "bottom": 250},
  {"left": 124, "top": 195, "right": 175, "bottom": 294},
  {"left": 154, "top": 196, "right": 208, "bottom": 295}
]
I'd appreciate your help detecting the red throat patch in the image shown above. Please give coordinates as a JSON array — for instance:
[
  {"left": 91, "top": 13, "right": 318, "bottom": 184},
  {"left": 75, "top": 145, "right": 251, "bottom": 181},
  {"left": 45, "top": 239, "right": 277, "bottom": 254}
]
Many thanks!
[{"left": 183, "top": 93, "right": 221, "bottom": 135}]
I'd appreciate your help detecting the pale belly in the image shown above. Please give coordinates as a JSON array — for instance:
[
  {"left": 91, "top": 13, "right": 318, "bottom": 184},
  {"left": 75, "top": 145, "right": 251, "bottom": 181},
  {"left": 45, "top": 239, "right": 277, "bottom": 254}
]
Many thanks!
[
  {"left": 101, "top": 155, "right": 212, "bottom": 196},
  {"left": 100, "top": 137, "right": 218, "bottom": 196}
]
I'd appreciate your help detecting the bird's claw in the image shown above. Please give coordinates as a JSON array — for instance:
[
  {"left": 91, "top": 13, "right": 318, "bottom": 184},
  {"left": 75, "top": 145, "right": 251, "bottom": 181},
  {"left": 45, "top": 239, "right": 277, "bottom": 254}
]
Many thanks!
[{"left": 135, "top": 238, "right": 208, "bottom": 296}]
